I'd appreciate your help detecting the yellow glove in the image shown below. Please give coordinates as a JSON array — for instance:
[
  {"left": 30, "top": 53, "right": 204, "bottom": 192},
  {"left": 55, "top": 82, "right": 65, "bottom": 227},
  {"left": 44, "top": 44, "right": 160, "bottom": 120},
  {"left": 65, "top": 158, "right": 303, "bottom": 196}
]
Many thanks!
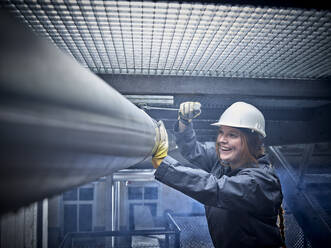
[
  {"left": 178, "top": 102, "right": 201, "bottom": 124},
  {"left": 151, "top": 120, "right": 168, "bottom": 168}
]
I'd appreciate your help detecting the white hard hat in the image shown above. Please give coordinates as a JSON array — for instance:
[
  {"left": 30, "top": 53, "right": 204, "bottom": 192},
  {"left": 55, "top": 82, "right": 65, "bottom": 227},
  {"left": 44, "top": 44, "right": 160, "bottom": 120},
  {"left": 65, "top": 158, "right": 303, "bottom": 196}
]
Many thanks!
[{"left": 211, "top": 102, "right": 266, "bottom": 138}]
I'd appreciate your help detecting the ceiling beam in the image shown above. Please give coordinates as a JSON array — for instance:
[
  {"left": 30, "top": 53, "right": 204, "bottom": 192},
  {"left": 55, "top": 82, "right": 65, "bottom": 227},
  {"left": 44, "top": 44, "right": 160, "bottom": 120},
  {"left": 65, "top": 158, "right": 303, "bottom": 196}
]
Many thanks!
[
  {"left": 143, "top": 107, "right": 315, "bottom": 121},
  {"left": 168, "top": 0, "right": 331, "bottom": 10},
  {"left": 98, "top": 74, "right": 331, "bottom": 99}
]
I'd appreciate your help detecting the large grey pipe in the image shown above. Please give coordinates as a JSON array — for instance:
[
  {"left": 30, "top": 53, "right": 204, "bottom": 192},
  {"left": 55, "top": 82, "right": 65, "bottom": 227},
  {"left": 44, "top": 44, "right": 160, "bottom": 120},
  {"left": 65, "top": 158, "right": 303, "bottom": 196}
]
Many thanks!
[{"left": 0, "top": 11, "right": 156, "bottom": 214}]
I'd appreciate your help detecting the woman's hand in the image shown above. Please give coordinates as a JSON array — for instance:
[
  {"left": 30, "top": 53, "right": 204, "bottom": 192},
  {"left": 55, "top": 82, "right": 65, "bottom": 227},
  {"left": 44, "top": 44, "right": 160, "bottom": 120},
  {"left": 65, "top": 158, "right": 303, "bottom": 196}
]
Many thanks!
[
  {"left": 178, "top": 102, "right": 201, "bottom": 124},
  {"left": 151, "top": 120, "right": 168, "bottom": 168}
]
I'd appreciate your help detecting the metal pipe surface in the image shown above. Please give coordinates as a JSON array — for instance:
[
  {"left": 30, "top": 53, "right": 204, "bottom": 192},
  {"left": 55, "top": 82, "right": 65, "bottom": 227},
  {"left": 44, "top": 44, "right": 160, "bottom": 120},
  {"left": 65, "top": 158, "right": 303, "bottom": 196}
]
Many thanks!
[{"left": 0, "top": 11, "right": 156, "bottom": 213}]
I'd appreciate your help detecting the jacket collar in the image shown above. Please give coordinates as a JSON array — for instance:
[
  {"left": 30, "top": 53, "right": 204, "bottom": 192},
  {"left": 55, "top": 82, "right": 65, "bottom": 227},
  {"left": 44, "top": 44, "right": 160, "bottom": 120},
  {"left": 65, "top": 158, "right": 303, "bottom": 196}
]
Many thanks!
[{"left": 223, "top": 154, "right": 271, "bottom": 176}]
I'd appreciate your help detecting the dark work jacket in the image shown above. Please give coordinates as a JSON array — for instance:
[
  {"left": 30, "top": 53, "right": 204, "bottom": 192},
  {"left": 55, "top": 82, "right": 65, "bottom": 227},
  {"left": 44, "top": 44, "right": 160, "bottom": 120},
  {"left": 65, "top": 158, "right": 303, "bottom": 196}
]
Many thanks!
[{"left": 154, "top": 122, "right": 283, "bottom": 248}]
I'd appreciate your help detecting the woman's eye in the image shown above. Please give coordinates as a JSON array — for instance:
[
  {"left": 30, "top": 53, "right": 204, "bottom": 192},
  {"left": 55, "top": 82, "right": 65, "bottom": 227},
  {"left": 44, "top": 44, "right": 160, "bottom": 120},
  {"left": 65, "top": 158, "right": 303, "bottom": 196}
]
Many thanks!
[{"left": 229, "top": 133, "right": 238, "bottom": 138}]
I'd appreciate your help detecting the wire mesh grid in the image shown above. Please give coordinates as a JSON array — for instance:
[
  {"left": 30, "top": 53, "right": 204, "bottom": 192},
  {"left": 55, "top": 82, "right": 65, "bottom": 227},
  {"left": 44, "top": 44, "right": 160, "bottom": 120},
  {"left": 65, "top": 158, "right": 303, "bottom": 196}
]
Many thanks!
[
  {"left": 1, "top": 0, "right": 331, "bottom": 79},
  {"left": 284, "top": 212, "right": 312, "bottom": 248},
  {"left": 172, "top": 213, "right": 316, "bottom": 248},
  {"left": 172, "top": 215, "right": 214, "bottom": 248}
]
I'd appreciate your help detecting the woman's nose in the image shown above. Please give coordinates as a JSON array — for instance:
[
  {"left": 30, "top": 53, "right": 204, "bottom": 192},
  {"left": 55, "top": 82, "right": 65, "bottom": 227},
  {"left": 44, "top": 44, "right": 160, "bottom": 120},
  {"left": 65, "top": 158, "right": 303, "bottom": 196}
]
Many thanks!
[{"left": 218, "top": 134, "right": 227, "bottom": 143}]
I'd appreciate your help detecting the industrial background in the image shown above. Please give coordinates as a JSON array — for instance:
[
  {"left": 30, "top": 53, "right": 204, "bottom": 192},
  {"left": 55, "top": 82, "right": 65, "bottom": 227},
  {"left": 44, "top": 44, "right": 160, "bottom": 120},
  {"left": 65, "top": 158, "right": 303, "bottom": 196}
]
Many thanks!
[{"left": 0, "top": 0, "right": 330, "bottom": 248}]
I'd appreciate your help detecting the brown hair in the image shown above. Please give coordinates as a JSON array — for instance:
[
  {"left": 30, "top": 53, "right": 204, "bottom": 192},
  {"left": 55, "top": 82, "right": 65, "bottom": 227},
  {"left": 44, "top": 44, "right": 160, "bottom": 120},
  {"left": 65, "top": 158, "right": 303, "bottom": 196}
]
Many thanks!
[
  {"left": 279, "top": 205, "right": 286, "bottom": 248},
  {"left": 238, "top": 128, "right": 265, "bottom": 165}
]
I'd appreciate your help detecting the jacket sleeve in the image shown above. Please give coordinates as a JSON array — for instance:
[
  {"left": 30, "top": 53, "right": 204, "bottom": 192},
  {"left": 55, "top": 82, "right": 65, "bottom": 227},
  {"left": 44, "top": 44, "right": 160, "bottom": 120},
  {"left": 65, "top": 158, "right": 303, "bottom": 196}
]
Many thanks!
[
  {"left": 155, "top": 156, "right": 282, "bottom": 215},
  {"left": 174, "top": 121, "right": 217, "bottom": 172}
]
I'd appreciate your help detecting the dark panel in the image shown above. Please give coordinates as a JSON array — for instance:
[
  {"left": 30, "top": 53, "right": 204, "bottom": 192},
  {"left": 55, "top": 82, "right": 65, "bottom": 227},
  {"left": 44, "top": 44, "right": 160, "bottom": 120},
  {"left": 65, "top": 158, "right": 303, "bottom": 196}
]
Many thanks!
[
  {"left": 266, "top": 104, "right": 331, "bottom": 145},
  {"left": 99, "top": 74, "right": 331, "bottom": 99},
  {"left": 79, "top": 188, "right": 94, "bottom": 201},
  {"left": 79, "top": 204, "right": 92, "bottom": 232},
  {"left": 63, "top": 189, "right": 78, "bottom": 201},
  {"left": 64, "top": 205, "right": 77, "bottom": 234},
  {"left": 144, "top": 187, "right": 158, "bottom": 200},
  {"left": 128, "top": 187, "right": 143, "bottom": 200}
]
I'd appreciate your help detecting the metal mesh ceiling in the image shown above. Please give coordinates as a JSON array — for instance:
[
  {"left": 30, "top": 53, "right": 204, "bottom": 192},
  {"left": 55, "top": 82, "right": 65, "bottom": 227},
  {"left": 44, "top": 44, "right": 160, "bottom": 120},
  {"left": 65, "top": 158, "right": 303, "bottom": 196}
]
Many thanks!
[{"left": 2, "top": 0, "right": 331, "bottom": 79}]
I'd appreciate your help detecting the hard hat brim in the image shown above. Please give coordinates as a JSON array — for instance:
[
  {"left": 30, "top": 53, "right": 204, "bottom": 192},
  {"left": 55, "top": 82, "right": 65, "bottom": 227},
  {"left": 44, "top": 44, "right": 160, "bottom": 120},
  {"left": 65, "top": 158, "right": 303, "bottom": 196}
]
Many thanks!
[{"left": 210, "top": 121, "right": 266, "bottom": 138}]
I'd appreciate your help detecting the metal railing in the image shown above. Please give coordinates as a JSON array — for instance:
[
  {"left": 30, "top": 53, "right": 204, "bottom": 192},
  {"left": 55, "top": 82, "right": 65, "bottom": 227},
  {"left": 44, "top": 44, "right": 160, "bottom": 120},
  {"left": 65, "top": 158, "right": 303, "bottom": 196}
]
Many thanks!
[{"left": 59, "top": 213, "right": 181, "bottom": 248}]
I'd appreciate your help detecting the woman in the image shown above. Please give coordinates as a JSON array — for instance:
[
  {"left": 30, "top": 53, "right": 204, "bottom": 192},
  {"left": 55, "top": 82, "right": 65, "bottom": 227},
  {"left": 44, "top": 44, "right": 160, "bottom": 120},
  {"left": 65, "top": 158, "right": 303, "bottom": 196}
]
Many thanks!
[{"left": 152, "top": 101, "right": 285, "bottom": 248}]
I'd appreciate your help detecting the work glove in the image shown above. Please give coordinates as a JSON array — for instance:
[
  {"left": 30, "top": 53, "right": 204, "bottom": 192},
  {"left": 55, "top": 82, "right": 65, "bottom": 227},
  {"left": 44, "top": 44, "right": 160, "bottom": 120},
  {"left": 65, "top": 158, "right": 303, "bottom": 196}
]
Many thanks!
[
  {"left": 178, "top": 101, "right": 201, "bottom": 125},
  {"left": 151, "top": 120, "right": 168, "bottom": 168}
]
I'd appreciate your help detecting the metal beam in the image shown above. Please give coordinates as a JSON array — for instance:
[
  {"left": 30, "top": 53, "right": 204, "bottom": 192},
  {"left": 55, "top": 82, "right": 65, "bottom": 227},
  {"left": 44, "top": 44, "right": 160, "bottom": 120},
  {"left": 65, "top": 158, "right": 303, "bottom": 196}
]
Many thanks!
[
  {"left": 99, "top": 74, "right": 331, "bottom": 99},
  {"left": 297, "top": 144, "right": 315, "bottom": 189},
  {"left": 143, "top": 107, "right": 315, "bottom": 122},
  {"left": 265, "top": 113, "right": 331, "bottom": 145},
  {"left": 172, "top": 95, "right": 331, "bottom": 109},
  {"left": 0, "top": 11, "right": 156, "bottom": 214},
  {"left": 113, "top": 169, "right": 156, "bottom": 182},
  {"left": 269, "top": 146, "right": 331, "bottom": 247}
]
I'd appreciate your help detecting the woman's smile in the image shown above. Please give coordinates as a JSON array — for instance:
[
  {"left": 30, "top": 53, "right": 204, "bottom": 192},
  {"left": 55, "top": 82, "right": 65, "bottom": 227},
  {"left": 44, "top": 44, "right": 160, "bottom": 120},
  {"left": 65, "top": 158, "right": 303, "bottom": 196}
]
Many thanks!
[
  {"left": 219, "top": 146, "right": 232, "bottom": 156},
  {"left": 217, "top": 126, "right": 243, "bottom": 168}
]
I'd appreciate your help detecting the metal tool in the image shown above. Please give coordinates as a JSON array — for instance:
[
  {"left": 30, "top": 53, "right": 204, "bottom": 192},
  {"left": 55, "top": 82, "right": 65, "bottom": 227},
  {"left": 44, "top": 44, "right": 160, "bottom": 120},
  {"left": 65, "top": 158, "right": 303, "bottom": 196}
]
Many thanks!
[{"left": 138, "top": 103, "right": 179, "bottom": 111}]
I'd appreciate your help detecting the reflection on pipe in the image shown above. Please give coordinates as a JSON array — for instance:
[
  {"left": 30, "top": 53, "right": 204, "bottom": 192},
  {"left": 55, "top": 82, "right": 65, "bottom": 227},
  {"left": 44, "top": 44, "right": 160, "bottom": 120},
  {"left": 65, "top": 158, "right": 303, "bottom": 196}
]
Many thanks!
[{"left": 0, "top": 10, "right": 156, "bottom": 214}]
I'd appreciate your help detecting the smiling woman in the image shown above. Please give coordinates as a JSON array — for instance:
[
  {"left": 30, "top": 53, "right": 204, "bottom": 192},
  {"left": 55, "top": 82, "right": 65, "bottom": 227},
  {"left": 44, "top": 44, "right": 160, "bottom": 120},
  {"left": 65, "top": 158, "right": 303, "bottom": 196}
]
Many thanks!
[
  {"left": 152, "top": 101, "right": 286, "bottom": 248},
  {"left": 217, "top": 126, "right": 244, "bottom": 168},
  {"left": 216, "top": 126, "right": 265, "bottom": 169}
]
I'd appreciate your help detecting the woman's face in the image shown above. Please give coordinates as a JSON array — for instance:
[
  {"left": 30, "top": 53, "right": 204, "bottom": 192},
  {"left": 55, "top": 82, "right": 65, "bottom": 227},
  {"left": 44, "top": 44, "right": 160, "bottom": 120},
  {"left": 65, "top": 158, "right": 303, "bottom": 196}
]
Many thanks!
[{"left": 216, "top": 125, "right": 244, "bottom": 168}]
